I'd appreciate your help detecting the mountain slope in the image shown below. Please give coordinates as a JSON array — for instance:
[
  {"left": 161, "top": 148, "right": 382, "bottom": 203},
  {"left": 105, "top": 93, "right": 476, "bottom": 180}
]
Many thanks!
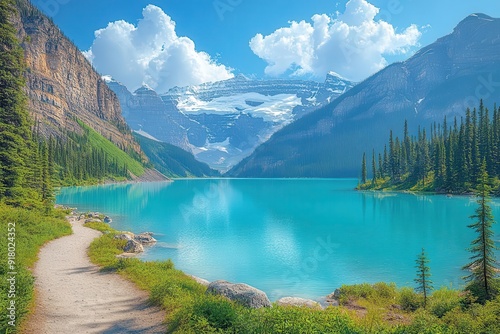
[
  {"left": 11, "top": 0, "right": 166, "bottom": 181},
  {"left": 133, "top": 133, "right": 220, "bottom": 178},
  {"left": 107, "top": 73, "right": 354, "bottom": 171},
  {"left": 228, "top": 13, "right": 500, "bottom": 177}
]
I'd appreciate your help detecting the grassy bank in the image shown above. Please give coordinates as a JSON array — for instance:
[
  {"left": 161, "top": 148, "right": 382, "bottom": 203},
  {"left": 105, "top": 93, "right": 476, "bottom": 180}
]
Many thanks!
[
  {"left": 0, "top": 205, "right": 72, "bottom": 333},
  {"left": 86, "top": 222, "right": 500, "bottom": 334},
  {"left": 77, "top": 120, "right": 145, "bottom": 178}
]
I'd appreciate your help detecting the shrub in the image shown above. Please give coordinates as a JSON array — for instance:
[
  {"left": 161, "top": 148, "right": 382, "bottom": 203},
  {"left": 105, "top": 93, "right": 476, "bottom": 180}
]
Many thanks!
[
  {"left": 399, "top": 287, "right": 423, "bottom": 311},
  {"left": 441, "top": 307, "right": 479, "bottom": 333},
  {"left": 395, "top": 309, "right": 443, "bottom": 334},
  {"left": 338, "top": 282, "right": 397, "bottom": 305},
  {"left": 338, "top": 283, "right": 374, "bottom": 304},
  {"left": 428, "top": 287, "right": 462, "bottom": 318},
  {"left": 465, "top": 279, "right": 500, "bottom": 305},
  {"left": 192, "top": 296, "right": 238, "bottom": 330},
  {"left": 372, "top": 282, "right": 398, "bottom": 300}
]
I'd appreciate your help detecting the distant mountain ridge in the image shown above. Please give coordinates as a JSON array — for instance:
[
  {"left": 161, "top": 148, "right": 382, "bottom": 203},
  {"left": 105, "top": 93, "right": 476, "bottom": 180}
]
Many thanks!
[
  {"left": 228, "top": 13, "right": 500, "bottom": 177},
  {"left": 107, "top": 73, "right": 354, "bottom": 171}
]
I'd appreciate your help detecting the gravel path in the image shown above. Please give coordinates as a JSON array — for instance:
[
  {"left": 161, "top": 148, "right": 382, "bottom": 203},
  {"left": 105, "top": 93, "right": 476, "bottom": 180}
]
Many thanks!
[{"left": 23, "top": 217, "right": 166, "bottom": 334}]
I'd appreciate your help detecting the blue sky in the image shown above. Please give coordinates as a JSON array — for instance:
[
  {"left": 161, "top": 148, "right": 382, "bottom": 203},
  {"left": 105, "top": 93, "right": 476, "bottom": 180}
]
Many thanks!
[{"left": 33, "top": 0, "right": 500, "bottom": 92}]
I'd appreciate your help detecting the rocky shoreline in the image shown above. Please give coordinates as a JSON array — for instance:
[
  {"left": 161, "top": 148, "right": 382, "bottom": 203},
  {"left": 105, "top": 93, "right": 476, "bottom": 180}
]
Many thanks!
[
  {"left": 26, "top": 207, "right": 167, "bottom": 333},
  {"left": 65, "top": 206, "right": 342, "bottom": 310}
]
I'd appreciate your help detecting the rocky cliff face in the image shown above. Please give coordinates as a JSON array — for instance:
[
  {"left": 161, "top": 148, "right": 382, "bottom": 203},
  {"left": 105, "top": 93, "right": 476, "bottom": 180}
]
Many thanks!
[{"left": 13, "top": 0, "right": 141, "bottom": 156}]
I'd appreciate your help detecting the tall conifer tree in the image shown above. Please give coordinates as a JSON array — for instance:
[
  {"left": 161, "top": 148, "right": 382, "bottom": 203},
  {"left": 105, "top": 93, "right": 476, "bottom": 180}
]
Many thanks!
[
  {"left": 415, "top": 248, "right": 433, "bottom": 308},
  {"left": 463, "top": 160, "right": 499, "bottom": 302}
]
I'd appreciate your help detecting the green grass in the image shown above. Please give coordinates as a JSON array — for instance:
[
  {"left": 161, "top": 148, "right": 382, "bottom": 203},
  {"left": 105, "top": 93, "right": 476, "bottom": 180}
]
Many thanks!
[
  {"left": 78, "top": 120, "right": 145, "bottom": 177},
  {"left": 0, "top": 205, "right": 72, "bottom": 333},
  {"left": 85, "top": 222, "right": 500, "bottom": 334},
  {"left": 86, "top": 222, "right": 363, "bottom": 333},
  {"left": 358, "top": 172, "right": 438, "bottom": 194},
  {"left": 5, "top": 215, "right": 495, "bottom": 334}
]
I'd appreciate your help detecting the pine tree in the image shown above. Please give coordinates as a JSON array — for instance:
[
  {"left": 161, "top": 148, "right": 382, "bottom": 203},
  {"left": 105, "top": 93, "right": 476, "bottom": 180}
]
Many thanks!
[
  {"left": 463, "top": 160, "right": 499, "bottom": 302},
  {"left": 415, "top": 248, "right": 433, "bottom": 308},
  {"left": 383, "top": 145, "right": 389, "bottom": 177},
  {"left": 40, "top": 140, "right": 53, "bottom": 207},
  {"left": 389, "top": 130, "right": 395, "bottom": 179},
  {"left": 404, "top": 119, "right": 412, "bottom": 171},
  {"left": 361, "top": 152, "right": 367, "bottom": 184},
  {"left": 378, "top": 153, "right": 384, "bottom": 179},
  {"left": 371, "top": 150, "right": 376, "bottom": 185},
  {"left": 0, "top": 0, "right": 33, "bottom": 204}
]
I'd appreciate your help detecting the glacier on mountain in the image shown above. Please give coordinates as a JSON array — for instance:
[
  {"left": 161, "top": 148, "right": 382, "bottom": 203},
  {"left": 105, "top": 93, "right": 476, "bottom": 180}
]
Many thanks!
[{"left": 107, "top": 73, "right": 354, "bottom": 171}]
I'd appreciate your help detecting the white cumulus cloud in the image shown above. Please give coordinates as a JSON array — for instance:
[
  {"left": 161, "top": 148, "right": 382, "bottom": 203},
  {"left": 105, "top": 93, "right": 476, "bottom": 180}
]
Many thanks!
[
  {"left": 249, "top": 0, "right": 421, "bottom": 81},
  {"left": 84, "top": 5, "right": 234, "bottom": 92}
]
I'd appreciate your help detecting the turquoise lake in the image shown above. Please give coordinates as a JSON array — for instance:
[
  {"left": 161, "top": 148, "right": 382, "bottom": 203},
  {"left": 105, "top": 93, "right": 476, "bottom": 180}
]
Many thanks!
[{"left": 57, "top": 179, "right": 500, "bottom": 301}]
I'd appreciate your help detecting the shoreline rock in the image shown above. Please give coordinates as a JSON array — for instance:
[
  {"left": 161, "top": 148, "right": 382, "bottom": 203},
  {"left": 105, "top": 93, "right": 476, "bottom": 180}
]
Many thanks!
[
  {"left": 124, "top": 239, "right": 144, "bottom": 253},
  {"left": 322, "top": 289, "right": 341, "bottom": 307},
  {"left": 276, "top": 297, "right": 322, "bottom": 309},
  {"left": 73, "top": 208, "right": 343, "bottom": 308},
  {"left": 134, "top": 232, "right": 157, "bottom": 245},
  {"left": 114, "top": 233, "right": 134, "bottom": 241},
  {"left": 206, "top": 280, "right": 271, "bottom": 309}
]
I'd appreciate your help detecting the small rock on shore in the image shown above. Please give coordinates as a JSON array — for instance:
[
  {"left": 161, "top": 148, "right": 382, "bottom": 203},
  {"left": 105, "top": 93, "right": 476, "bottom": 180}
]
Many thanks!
[{"left": 276, "top": 297, "right": 322, "bottom": 309}]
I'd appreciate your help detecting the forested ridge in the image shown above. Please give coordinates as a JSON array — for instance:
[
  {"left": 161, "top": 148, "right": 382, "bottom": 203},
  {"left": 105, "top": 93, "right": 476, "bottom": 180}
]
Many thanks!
[
  {"left": 359, "top": 101, "right": 500, "bottom": 194},
  {"left": 134, "top": 133, "right": 220, "bottom": 178},
  {"left": 0, "top": 0, "right": 46, "bottom": 207}
]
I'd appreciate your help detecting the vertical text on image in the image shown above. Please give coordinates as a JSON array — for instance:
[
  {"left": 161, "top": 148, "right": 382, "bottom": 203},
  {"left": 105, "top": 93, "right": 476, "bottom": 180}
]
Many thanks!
[{"left": 6, "top": 222, "right": 17, "bottom": 327}]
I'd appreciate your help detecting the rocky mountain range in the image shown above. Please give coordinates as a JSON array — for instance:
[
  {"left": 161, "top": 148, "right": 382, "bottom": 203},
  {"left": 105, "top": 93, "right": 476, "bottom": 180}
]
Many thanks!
[
  {"left": 13, "top": 0, "right": 143, "bottom": 158},
  {"left": 228, "top": 13, "right": 500, "bottom": 177},
  {"left": 107, "top": 73, "right": 354, "bottom": 171}
]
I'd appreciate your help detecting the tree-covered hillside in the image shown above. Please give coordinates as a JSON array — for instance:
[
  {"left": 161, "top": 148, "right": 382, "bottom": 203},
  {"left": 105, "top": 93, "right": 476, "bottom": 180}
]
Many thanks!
[
  {"left": 359, "top": 102, "right": 500, "bottom": 194},
  {"left": 134, "top": 133, "right": 220, "bottom": 178},
  {"left": 0, "top": 0, "right": 48, "bottom": 207}
]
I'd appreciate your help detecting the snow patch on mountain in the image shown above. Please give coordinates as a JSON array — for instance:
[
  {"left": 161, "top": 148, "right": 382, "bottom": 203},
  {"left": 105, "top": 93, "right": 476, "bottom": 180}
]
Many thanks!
[
  {"left": 176, "top": 93, "right": 303, "bottom": 123},
  {"left": 106, "top": 72, "right": 355, "bottom": 171}
]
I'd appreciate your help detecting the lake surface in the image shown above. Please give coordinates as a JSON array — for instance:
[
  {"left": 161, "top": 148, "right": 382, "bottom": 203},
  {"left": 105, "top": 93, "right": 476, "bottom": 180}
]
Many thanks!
[{"left": 57, "top": 179, "right": 500, "bottom": 301}]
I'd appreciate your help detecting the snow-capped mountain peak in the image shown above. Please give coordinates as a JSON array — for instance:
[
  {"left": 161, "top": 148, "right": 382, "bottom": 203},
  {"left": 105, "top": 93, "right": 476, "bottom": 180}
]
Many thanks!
[{"left": 107, "top": 73, "right": 355, "bottom": 171}]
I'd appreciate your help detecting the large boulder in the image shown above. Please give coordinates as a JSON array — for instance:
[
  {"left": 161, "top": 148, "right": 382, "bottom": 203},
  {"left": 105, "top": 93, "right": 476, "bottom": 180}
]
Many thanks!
[
  {"left": 323, "top": 289, "right": 341, "bottom": 307},
  {"left": 114, "top": 233, "right": 134, "bottom": 241},
  {"left": 206, "top": 280, "right": 271, "bottom": 309},
  {"left": 123, "top": 239, "right": 144, "bottom": 253},
  {"left": 87, "top": 212, "right": 102, "bottom": 219},
  {"left": 276, "top": 297, "right": 322, "bottom": 309},
  {"left": 134, "top": 232, "right": 157, "bottom": 245},
  {"left": 104, "top": 216, "right": 112, "bottom": 223}
]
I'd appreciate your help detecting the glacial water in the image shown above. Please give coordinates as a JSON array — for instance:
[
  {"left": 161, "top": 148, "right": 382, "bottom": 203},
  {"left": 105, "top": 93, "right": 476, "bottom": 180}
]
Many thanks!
[{"left": 57, "top": 179, "right": 500, "bottom": 301}]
